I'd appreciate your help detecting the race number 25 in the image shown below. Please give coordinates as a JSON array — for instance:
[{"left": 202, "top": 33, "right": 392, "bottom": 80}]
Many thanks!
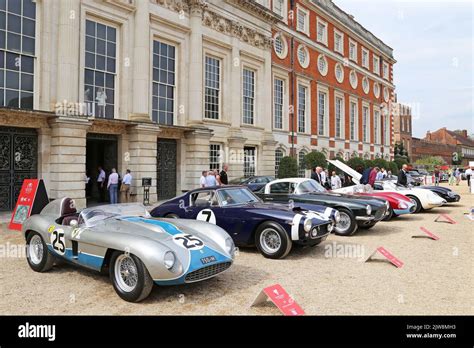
[
  {"left": 50, "top": 229, "right": 66, "bottom": 255},
  {"left": 173, "top": 234, "right": 204, "bottom": 250}
]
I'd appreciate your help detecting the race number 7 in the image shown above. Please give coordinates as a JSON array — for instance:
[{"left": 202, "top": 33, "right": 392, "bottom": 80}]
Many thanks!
[{"left": 201, "top": 211, "right": 212, "bottom": 222}]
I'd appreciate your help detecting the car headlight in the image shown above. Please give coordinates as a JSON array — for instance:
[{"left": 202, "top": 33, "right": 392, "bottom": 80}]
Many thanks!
[
  {"left": 304, "top": 218, "right": 313, "bottom": 232},
  {"left": 310, "top": 227, "right": 319, "bottom": 238},
  {"left": 447, "top": 191, "right": 455, "bottom": 197},
  {"left": 225, "top": 237, "right": 235, "bottom": 257},
  {"left": 366, "top": 205, "right": 372, "bottom": 215},
  {"left": 333, "top": 211, "right": 341, "bottom": 223},
  {"left": 398, "top": 201, "right": 408, "bottom": 209},
  {"left": 327, "top": 223, "right": 334, "bottom": 233},
  {"left": 164, "top": 251, "right": 176, "bottom": 270}
]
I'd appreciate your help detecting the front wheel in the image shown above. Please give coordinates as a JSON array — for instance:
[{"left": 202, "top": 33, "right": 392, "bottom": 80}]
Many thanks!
[
  {"left": 26, "top": 232, "right": 56, "bottom": 272},
  {"left": 406, "top": 195, "right": 422, "bottom": 214},
  {"left": 110, "top": 251, "right": 154, "bottom": 303},
  {"left": 382, "top": 206, "right": 394, "bottom": 221},
  {"left": 255, "top": 222, "right": 292, "bottom": 259},
  {"left": 334, "top": 209, "right": 357, "bottom": 236}
]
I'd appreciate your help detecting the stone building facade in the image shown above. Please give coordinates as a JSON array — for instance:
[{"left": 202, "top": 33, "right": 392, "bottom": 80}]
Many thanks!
[
  {"left": 0, "top": 0, "right": 279, "bottom": 210},
  {"left": 267, "top": 0, "right": 396, "bottom": 177},
  {"left": 393, "top": 103, "right": 412, "bottom": 158}
]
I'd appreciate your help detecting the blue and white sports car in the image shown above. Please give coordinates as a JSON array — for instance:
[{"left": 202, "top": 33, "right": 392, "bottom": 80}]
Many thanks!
[
  {"left": 151, "top": 186, "right": 338, "bottom": 259},
  {"left": 23, "top": 198, "right": 234, "bottom": 302}
]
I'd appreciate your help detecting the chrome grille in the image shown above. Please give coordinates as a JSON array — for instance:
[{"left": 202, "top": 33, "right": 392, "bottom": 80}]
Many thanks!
[
  {"left": 375, "top": 207, "right": 386, "bottom": 220},
  {"left": 185, "top": 262, "right": 232, "bottom": 283}
]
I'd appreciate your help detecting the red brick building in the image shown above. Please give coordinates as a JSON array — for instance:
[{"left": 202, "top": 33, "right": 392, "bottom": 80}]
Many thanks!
[
  {"left": 423, "top": 128, "right": 474, "bottom": 165},
  {"left": 393, "top": 103, "right": 413, "bottom": 158},
  {"left": 267, "top": 0, "right": 396, "bottom": 174},
  {"left": 411, "top": 138, "right": 456, "bottom": 165}
]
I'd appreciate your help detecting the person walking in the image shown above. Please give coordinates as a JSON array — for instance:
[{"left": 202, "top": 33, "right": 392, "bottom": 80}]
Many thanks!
[
  {"left": 107, "top": 168, "right": 119, "bottom": 204},
  {"left": 330, "top": 171, "right": 342, "bottom": 190},
  {"left": 205, "top": 170, "right": 217, "bottom": 187},
  {"left": 465, "top": 167, "right": 472, "bottom": 187},
  {"left": 120, "top": 169, "right": 132, "bottom": 203},
  {"left": 97, "top": 166, "right": 106, "bottom": 202},
  {"left": 219, "top": 164, "right": 229, "bottom": 185},
  {"left": 434, "top": 166, "right": 440, "bottom": 186},
  {"left": 199, "top": 170, "right": 208, "bottom": 188},
  {"left": 397, "top": 164, "right": 409, "bottom": 187}
]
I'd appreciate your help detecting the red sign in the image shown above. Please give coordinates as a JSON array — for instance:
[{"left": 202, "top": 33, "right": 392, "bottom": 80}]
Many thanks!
[
  {"left": 417, "top": 227, "right": 440, "bottom": 240},
  {"left": 8, "top": 179, "right": 48, "bottom": 231},
  {"left": 365, "top": 246, "right": 404, "bottom": 268},
  {"left": 251, "top": 284, "right": 305, "bottom": 316},
  {"left": 434, "top": 214, "right": 457, "bottom": 224}
]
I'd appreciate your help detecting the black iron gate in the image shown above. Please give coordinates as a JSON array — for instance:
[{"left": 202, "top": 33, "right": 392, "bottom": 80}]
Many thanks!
[
  {"left": 156, "top": 138, "right": 177, "bottom": 200},
  {"left": 0, "top": 127, "right": 38, "bottom": 211}
]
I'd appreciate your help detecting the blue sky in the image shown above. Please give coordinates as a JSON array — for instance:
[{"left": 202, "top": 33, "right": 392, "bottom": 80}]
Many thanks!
[{"left": 334, "top": 0, "right": 473, "bottom": 138}]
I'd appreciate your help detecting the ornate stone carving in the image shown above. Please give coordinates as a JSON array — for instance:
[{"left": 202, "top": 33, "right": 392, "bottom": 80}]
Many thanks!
[{"left": 153, "top": 0, "right": 190, "bottom": 13}]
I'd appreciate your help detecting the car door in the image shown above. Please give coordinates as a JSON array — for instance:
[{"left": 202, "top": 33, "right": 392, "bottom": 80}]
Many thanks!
[{"left": 262, "top": 182, "right": 294, "bottom": 204}]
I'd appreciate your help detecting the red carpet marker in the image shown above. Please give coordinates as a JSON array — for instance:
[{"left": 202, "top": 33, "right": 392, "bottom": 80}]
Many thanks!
[
  {"left": 434, "top": 214, "right": 457, "bottom": 224},
  {"left": 412, "top": 227, "right": 440, "bottom": 240},
  {"left": 251, "top": 284, "right": 305, "bottom": 315},
  {"left": 365, "top": 246, "right": 404, "bottom": 268}
]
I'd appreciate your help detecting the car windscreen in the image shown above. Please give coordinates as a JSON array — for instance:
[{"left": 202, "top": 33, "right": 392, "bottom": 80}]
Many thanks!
[
  {"left": 295, "top": 179, "right": 327, "bottom": 194},
  {"left": 217, "top": 188, "right": 261, "bottom": 206},
  {"left": 80, "top": 204, "right": 150, "bottom": 226}
]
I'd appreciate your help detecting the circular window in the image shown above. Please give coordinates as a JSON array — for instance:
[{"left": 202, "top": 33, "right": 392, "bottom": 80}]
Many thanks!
[
  {"left": 318, "top": 55, "right": 328, "bottom": 76},
  {"left": 362, "top": 77, "right": 369, "bottom": 94},
  {"left": 273, "top": 33, "right": 288, "bottom": 59},
  {"left": 297, "top": 45, "right": 309, "bottom": 68},
  {"left": 349, "top": 70, "right": 358, "bottom": 89},
  {"left": 373, "top": 83, "right": 380, "bottom": 98},
  {"left": 383, "top": 87, "right": 390, "bottom": 102},
  {"left": 335, "top": 63, "right": 344, "bottom": 83}
]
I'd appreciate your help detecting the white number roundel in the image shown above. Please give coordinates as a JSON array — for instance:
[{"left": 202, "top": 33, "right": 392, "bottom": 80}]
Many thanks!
[
  {"left": 50, "top": 229, "right": 66, "bottom": 255},
  {"left": 196, "top": 209, "right": 216, "bottom": 224}
]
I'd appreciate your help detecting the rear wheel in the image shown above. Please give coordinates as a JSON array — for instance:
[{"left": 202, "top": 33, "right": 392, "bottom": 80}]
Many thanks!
[
  {"left": 255, "top": 222, "right": 292, "bottom": 259},
  {"left": 26, "top": 232, "right": 55, "bottom": 272},
  {"left": 406, "top": 195, "right": 422, "bottom": 214},
  {"left": 334, "top": 208, "right": 357, "bottom": 236},
  {"left": 110, "top": 251, "right": 154, "bottom": 303}
]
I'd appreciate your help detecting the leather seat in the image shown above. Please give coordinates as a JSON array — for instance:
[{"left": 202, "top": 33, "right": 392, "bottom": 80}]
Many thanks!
[{"left": 60, "top": 198, "right": 78, "bottom": 225}]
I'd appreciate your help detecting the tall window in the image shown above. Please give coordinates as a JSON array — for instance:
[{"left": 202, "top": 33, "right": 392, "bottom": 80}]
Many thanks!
[
  {"left": 316, "top": 18, "right": 327, "bottom": 45},
  {"left": 296, "top": 7, "right": 308, "bottom": 34},
  {"left": 244, "top": 147, "right": 256, "bottom": 178},
  {"left": 318, "top": 91, "right": 326, "bottom": 136},
  {"left": 209, "top": 144, "right": 221, "bottom": 171},
  {"left": 297, "top": 84, "right": 306, "bottom": 133},
  {"left": 84, "top": 19, "right": 116, "bottom": 119},
  {"left": 204, "top": 56, "right": 220, "bottom": 119},
  {"left": 335, "top": 96, "right": 343, "bottom": 138},
  {"left": 374, "top": 109, "right": 380, "bottom": 144},
  {"left": 152, "top": 40, "right": 175, "bottom": 125},
  {"left": 242, "top": 68, "right": 255, "bottom": 124},
  {"left": 383, "top": 62, "right": 389, "bottom": 79},
  {"left": 361, "top": 47, "right": 369, "bottom": 69},
  {"left": 273, "top": 0, "right": 285, "bottom": 17},
  {"left": 298, "top": 151, "right": 306, "bottom": 177},
  {"left": 349, "top": 40, "right": 357, "bottom": 62},
  {"left": 274, "top": 78, "right": 283, "bottom": 129},
  {"left": 362, "top": 106, "right": 369, "bottom": 142},
  {"left": 350, "top": 101, "right": 357, "bottom": 140},
  {"left": 384, "top": 115, "right": 390, "bottom": 145},
  {"left": 334, "top": 30, "right": 343, "bottom": 54},
  {"left": 1, "top": 0, "right": 36, "bottom": 109},
  {"left": 275, "top": 149, "right": 283, "bottom": 177},
  {"left": 373, "top": 56, "right": 380, "bottom": 75}
]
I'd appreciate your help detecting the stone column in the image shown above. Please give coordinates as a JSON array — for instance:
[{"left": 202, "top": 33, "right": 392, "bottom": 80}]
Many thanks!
[
  {"left": 183, "top": 127, "right": 213, "bottom": 190},
  {"left": 226, "top": 129, "right": 247, "bottom": 180},
  {"left": 48, "top": 117, "right": 90, "bottom": 209},
  {"left": 229, "top": 39, "right": 241, "bottom": 127},
  {"left": 260, "top": 133, "right": 277, "bottom": 176},
  {"left": 55, "top": 0, "right": 80, "bottom": 105},
  {"left": 130, "top": 0, "right": 151, "bottom": 121},
  {"left": 127, "top": 124, "right": 160, "bottom": 204},
  {"left": 187, "top": 1, "right": 206, "bottom": 124},
  {"left": 37, "top": 127, "right": 52, "bottom": 193}
]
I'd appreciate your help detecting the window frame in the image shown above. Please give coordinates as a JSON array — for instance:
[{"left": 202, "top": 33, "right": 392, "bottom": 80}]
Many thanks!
[
  {"left": 333, "top": 29, "right": 344, "bottom": 55},
  {"left": 296, "top": 5, "right": 310, "bottom": 36},
  {"left": 297, "top": 82, "right": 308, "bottom": 134},
  {"left": 316, "top": 17, "right": 328, "bottom": 46},
  {"left": 361, "top": 47, "right": 369, "bottom": 69},
  {"left": 362, "top": 103, "right": 370, "bottom": 143},
  {"left": 349, "top": 98, "right": 358, "bottom": 141},
  {"left": 273, "top": 77, "right": 284, "bottom": 130},
  {"left": 349, "top": 38, "right": 358, "bottom": 63},
  {"left": 204, "top": 54, "right": 222, "bottom": 120},
  {"left": 242, "top": 66, "right": 256, "bottom": 125},
  {"left": 317, "top": 85, "right": 329, "bottom": 136},
  {"left": 334, "top": 91, "right": 345, "bottom": 139},
  {"left": 373, "top": 55, "right": 380, "bottom": 75}
]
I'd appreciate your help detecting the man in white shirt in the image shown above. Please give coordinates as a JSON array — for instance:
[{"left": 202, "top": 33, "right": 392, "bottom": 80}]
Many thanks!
[
  {"left": 97, "top": 166, "right": 106, "bottom": 202},
  {"left": 120, "top": 169, "right": 132, "bottom": 203},
  {"left": 107, "top": 168, "right": 119, "bottom": 204},
  {"left": 199, "top": 171, "right": 207, "bottom": 188},
  {"left": 330, "top": 171, "right": 342, "bottom": 190}
]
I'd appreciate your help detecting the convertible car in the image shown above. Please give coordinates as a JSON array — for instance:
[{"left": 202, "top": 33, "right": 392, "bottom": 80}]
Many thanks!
[
  {"left": 255, "top": 178, "right": 388, "bottom": 236},
  {"left": 24, "top": 198, "right": 235, "bottom": 302},
  {"left": 328, "top": 159, "right": 446, "bottom": 213},
  {"left": 151, "top": 186, "right": 337, "bottom": 259},
  {"left": 332, "top": 184, "right": 416, "bottom": 220}
]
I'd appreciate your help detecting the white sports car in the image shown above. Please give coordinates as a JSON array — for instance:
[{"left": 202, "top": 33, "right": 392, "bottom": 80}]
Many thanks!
[{"left": 328, "top": 160, "right": 446, "bottom": 213}]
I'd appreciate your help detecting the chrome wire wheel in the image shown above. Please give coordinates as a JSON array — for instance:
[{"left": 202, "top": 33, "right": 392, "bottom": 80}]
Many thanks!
[
  {"left": 409, "top": 198, "right": 418, "bottom": 211},
  {"left": 28, "top": 234, "right": 43, "bottom": 265},
  {"left": 335, "top": 212, "right": 351, "bottom": 233},
  {"left": 115, "top": 254, "right": 139, "bottom": 293},
  {"left": 259, "top": 228, "right": 282, "bottom": 254}
]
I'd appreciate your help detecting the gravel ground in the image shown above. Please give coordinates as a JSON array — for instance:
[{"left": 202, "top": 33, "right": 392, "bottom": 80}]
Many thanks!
[{"left": 0, "top": 183, "right": 472, "bottom": 315}]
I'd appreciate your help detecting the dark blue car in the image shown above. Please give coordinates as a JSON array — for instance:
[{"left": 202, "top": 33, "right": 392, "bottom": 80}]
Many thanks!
[{"left": 151, "top": 186, "right": 337, "bottom": 259}]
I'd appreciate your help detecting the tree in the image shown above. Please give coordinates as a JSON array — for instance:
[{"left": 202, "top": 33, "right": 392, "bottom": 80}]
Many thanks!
[
  {"left": 364, "top": 159, "right": 375, "bottom": 168},
  {"left": 277, "top": 156, "right": 298, "bottom": 178},
  {"left": 304, "top": 151, "right": 327, "bottom": 170},
  {"left": 328, "top": 155, "right": 345, "bottom": 174},
  {"left": 347, "top": 157, "right": 365, "bottom": 173},
  {"left": 372, "top": 158, "right": 389, "bottom": 170},
  {"left": 414, "top": 156, "right": 447, "bottom": 171},
  {"left": 388, "top": 161, "right": 399, "bottom": 175}
]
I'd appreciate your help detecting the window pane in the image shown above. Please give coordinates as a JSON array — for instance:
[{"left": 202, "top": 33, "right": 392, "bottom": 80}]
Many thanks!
[
  {"left": 20, "top": 55, "right": 33, "bottom": 72},
  {"left": 106, "top": 26, "right": 116, "bottom": 42},
  {"left": 97, "top": 23, "right": 106, "bottom": 40},
  {"left": 106, "top": 57, "right": 115, "bottom": 73},
  {"left": 23, "top": 17, "right": 35, "bottom": 37},
  {"left": 7, "top": 32, "right": 21, "bottom": 51},
  {"left": 0, "top": 12, "right": 5, "bottom": 30},
  {"left": 0, "top": 70, "right": 3, "bottom": 87},
  {"left": 106, "top": 42, "right": 115, "bottom": 58},
  {"left": 0, "top": 30, "right": 5, "bottom": 48},
  {"left": 8, "top": 0, "right": 21, "bottom": 14},
  {"left": 22, "top": 0, "right": 36, "bottom": 19},
  {"left": 7, "top": 13, "right": 21, "bottom": 33},
  {"left": 5, "top": 70, "right": 18, "bottom": 88},
  {"left": 5, "top": 51, "right": 18, "bottom": 70},
  {"left": 5, "top": 88, "right": 18, "bottom": 107},
  {"left": 94, "top": 71, "right": 104, "bottom": 86},
  {"left": 96, "top": 38, "right": 105, "bottom": 55},
  {"left": 0, "top": 0, "right": 5, "bottom": 11},
  {"left": 0, "top": 88, "right": 3, "bottom": 105},
  {"left": 86, "top": 20, "right": 95, "bottom": 36},
  {"left": 20, "top": 91, "right": 32, "bottom": 108},
  {"left": 96, "top": 54, "right": 105, "bottom": 70},
  {"left": 105, "top": 73, "right": 113, "bottom": 88},
  {"left": 20, "top": 72, "right": 33, "bottom": 91},
  {"left": 22, "top": 36, "right": 34, "bottom": 54},
  {"left": 85, "top": 52, "right": 94, "bottom": 68},
  {"left": 85, "top": 36, "right": 95, "bottom": 52}
]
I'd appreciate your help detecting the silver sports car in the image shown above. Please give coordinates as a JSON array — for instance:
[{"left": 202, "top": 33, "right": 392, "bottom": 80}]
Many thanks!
[{"left": 23, "top": 198, "right": 235, "bottom": 302}]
